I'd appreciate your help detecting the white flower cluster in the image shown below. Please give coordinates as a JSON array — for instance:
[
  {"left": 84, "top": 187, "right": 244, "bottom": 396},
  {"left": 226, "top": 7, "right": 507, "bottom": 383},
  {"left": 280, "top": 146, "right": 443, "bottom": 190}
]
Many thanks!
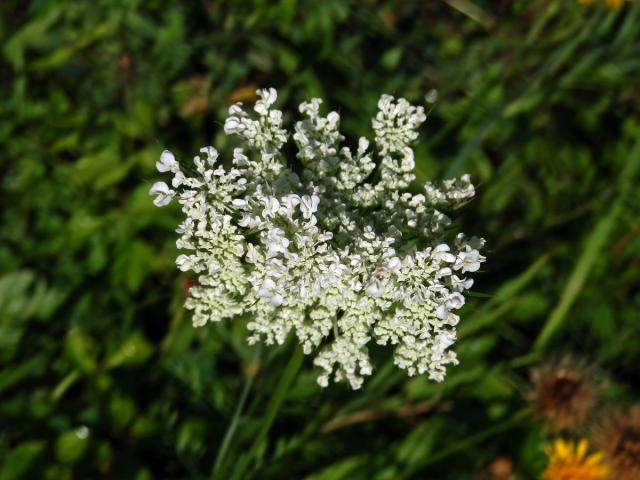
[{"left": 150, "top": 88, "right": 485, "bottom": 389}]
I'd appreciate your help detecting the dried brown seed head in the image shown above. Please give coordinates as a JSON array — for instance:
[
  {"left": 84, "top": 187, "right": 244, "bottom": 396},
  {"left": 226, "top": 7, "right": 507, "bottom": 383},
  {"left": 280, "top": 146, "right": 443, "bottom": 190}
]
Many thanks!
[
  {"left": 595, "top": 406, "right": 640, "bottom": 480},
  {"left": 530, "top": 358, "right": 599, "bottom": 432}
]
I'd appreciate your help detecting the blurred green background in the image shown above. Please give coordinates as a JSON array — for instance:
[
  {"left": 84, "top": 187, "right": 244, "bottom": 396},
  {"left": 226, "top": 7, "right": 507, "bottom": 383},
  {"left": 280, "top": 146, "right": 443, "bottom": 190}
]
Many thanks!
[{"left": 1, "top": 0, "right": 640, "bottom": 479}]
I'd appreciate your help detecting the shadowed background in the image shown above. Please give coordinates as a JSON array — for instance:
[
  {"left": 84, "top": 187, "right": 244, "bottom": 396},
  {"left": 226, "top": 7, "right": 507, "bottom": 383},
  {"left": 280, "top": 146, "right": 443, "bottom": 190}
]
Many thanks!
[{"left": 1, "top": 1, "right": 639, "bottom": 479}]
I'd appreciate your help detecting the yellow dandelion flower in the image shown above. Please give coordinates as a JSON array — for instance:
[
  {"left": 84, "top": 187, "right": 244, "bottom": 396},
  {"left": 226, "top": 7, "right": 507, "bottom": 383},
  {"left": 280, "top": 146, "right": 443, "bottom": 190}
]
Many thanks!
[{"left": 542, "top": 438, "right": 609, "bottom": 480}]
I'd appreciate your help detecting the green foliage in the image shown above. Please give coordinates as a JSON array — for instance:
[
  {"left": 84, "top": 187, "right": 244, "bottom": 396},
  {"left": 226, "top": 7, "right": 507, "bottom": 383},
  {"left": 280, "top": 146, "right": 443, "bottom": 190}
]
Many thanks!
[{"left": 1, "top": 0, "right": 639, "bottom": 478}]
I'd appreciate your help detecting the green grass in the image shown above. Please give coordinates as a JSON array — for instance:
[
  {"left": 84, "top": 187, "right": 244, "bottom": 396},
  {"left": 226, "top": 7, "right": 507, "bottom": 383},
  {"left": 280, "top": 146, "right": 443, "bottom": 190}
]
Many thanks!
[{"left": 1, "top": 1, "right": 640, "bottom": 479}]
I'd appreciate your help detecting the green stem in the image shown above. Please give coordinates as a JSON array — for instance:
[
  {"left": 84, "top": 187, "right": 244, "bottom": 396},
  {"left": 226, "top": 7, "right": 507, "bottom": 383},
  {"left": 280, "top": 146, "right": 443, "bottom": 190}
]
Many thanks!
[
  {"left": 211, "top": 371, "right": 255, "bottom": 478},
  {"left": 229, "top": 346, "right": 304, "bottom": 480},
  {"left": 397, "top": 409, "right": 531, "bottom": 480}
]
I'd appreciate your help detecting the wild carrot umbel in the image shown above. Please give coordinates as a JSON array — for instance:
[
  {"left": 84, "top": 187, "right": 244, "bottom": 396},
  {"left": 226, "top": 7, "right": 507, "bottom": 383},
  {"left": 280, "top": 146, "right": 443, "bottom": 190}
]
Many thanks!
[{"left": 150, "top": 89, "right": 484, "bottom": 388}]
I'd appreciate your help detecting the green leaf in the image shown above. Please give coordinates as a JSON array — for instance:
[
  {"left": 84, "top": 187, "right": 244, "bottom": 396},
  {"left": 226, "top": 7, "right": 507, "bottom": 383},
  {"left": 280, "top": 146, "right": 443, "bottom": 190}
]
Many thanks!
[
  {"left": 380, "top": 46, "right": 403, "bottom": 70},
  {"left": 65, "top": 328, "right": 98, "bottom": 374},
  {"left": 55, "top": 427, "right": 91, "bottom": 464},
  {"left": 106, "top": 393, "right": 137, "bottom": 431},
  {"left": 0, "top": 441, "right": 46, "bottom": 480},
  {"left": 105, "top": 332, "right": 154, "bottom": 369}
]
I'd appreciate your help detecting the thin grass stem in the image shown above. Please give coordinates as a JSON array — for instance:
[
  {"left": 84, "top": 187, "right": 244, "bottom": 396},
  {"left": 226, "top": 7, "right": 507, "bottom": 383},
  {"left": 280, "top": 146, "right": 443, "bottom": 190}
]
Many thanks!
[
  {"left": 229, "top": 346, "right": 304, "bottom": 480},
  {"left": 211, "top": 371, "right": 255, "bottom": 478}
]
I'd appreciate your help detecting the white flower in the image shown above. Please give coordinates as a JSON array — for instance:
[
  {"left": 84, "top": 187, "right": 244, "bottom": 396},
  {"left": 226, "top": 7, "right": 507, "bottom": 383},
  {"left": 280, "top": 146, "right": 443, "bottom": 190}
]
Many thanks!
[
  {"left": 257, "top": 278, "right": 284, "bottom": 307},
  {"left": 224, "top": 115, "right": 242, "bottom": 135},
  {"left": 447, "top": 292, "right": 465, "bottom": 309},
  {"left": 238, "top": 213, "right": 262, "bottom": 229},
  {"left": 149, "top": 181, "right": 175, "bottom": 206},
  {"left": 280, "top": 194, "right": 300, "bottom": 216},
  {"left": 436, "top": 292, "right": 465, "bottom": 320},
  {"left": 365, "top": 280, "right": 385, "bottom": 297},
  {"left": 455, "top": 249, "right": 484, "bottom": 273},
  {"left": 232, "top": 198, "right": 248, "bottom": 209},
  {"left": 260, "top": 196, "right": 281, "bottom": 218},
  {"left": 265, "top": 227, "right": 289, "bottom": 257},
  {"left": 451, "top": 275, "right": 473, "bottom": 292},
  {"left": 299, "top": 195, "right": 320, "bottom": 219},
  {"left": 254, "top": 88, "right": 277, "bottom": 115},
  {"left": 171, "top": 171, "right": 186, "bottom": 188},
  {"left": 245, "top": 243, "right": 263, "bottom": 264},
  {"left": 432, "top": 244, "right": 456, "bottom": 263},
  {"left": 433, "top": 331, "right": 456, "bottom": 352},
  {"left": 176, "top": 254, "right": 196, "bottom": 272},
  {"left": 156, "top": 150, "right": 179, "bottom": 173},
  {"left": 150, "top": 88, "right": 485, "bottom": 389}
]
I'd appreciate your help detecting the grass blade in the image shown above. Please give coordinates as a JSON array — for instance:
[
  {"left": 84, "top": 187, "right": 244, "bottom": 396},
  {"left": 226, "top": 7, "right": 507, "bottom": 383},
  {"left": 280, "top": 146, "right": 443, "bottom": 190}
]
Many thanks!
[
  {"left": 534, "top": 135, "right": 640, "bottom": 350},
  {"left": 229, "top": 346, "right": 305, "bottom": 480},
  {"left": 211, "top": 371, "right": 256, "bottom": 478}
]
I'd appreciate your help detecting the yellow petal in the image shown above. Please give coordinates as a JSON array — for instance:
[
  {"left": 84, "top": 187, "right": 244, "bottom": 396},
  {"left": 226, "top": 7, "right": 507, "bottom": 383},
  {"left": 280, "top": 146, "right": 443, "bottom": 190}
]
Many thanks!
[
  {"left": 576, "top": 438, "right": 588, "bottom": 460},
  {"left": 556, "top": 439, "right": 571, "bottom": 460},
  {"left": 585, "top": 451, "right": 604, "bottom": 465}
]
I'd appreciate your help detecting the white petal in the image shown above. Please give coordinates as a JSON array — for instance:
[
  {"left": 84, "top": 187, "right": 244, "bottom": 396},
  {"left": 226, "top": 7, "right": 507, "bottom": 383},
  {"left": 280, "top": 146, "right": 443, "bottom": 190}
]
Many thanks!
[
  {"left": 149, "top": 181, "right": 169, "bottom": 196},
  {"left": 149, "top": 181, "right": 174, "bottom": 206},
  {"left": 156, "top": 150, "right": 177, "bottom": 172},
  {"left": 224, "top": 117, "right": 241, "bottom": 134},
  {"left": 365, "top": 281, "right": 384, "bottom": 297},
  {"left": 269, "top": 294, "right": 284, "bottom": 307},
  {"left": 153, "top": 194, "right": 173, "bottom": 207},
  {"left": 172, "top": 171, "right": 186, "bottom": 188}
]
